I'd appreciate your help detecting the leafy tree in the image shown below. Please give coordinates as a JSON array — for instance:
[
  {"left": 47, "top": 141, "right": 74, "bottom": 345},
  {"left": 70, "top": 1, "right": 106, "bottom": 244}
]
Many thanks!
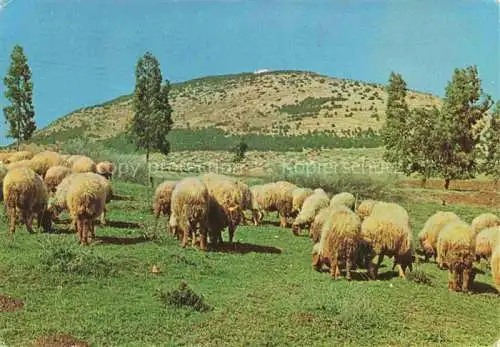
[
  {"left": 405, "top": 107, "right": 440, "bottom": 183},
  {"left": 479, "top": 101, "right": 500, "bottom": 186},
  {"left": 129, "top": 52, "right": 173, "bottom": 166},
  {"left": 3, "top": 45, "right": 36, "bottom": 150},
  {"left": 381, "top": 72, "right": 411, "bottom": 172},
  {"left": 232, "top": 140, "right": 248, "bottom": 162},
  {"left": 434, "top": 66, "right": 492, "bottom": 189}
]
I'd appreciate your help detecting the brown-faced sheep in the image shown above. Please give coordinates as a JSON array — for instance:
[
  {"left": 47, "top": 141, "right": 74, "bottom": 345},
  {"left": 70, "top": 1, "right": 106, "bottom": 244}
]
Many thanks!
[
  {"left": 30, "top": 151, "right": 64, "bottom": 178},
  {"left": 292, "top": 189, "right": 329, "bottom": 235},
  {"left": 66, "top": 174, "right": 108, "bottom": 245},
  {"left": 3, "top": 168, "right": 51, "bottom": 234},
  {"left": 437, "top": 220, "right": 476, "bottom": 292},
  {"left": 251, "top": 181, "right": 297, "bottom": 228},
  {"left": 355, "top": 199, "right": 378, "bottom": 220},
  {"left": 312, "top": 208, "right": 362, "bottom": 280},
  {"left": 418, "top": 211, "right": 461, "bottom": 262},
  {"left": 491, "top": 244, "right": 500, "bottom": 292},
  {"left": 6, "top": 151, "right": 34, "bottom": 163},
  {"left": 96, "top": 161, "right": 114, "bottom": 180},
  {"left": 153, "top": 180, "right": 178, "bottom": 218},
  {"left": 330, "top": 192, "right": 356, "bottom": 210},
  {"left": 44, "top": 165, "right": 73, "bottom": 193},
  {"left": 361, "top": 205, "right": 413, "bottom": 279},
  {"left": 169, "top": 177, "right": 209, "bottom": 250},
  {"left": 292, "top": 188, "right": 314, "bottom": 216},
  {"left": 471, "top": 213, "right": 500, "bottom": 235},
  {"left": 200, "top": 173, "right": 244, "bottom": 245},
  {"left": 474, "top": 226, "right": 500, "bottom": 261},
  {"left": 71, "top": 156, "right": 97, "bottom": 173}
]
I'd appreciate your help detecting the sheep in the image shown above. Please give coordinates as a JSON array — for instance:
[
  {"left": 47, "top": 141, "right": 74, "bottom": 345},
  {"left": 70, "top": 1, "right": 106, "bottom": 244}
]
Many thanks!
[
  {"left": 251, "top": 181, "right": 297, "bottom": 228},
  {"left": 153, "top": 180, "right": 178, "bottom": 218},
  {"left": 491, "top": 244, "right": 500, "bottom": 292},
  {"left": 6, "top": 159, "right": 32, "bottom": 171},
  {"left": 330, "top": 192, "right": 356, "bottom": 210},
  {"left": 474, "top": 226, "right": 500, "bottom": 261},
  {"left": 96, "top": 161, "right": 114, "bottom": 180},
  {"left": 310, "top": 206, "right": 350, "bottom": 244},
  {"left": 44, "top": 165, "right": 73, "bottom": 193},
  {"left": 291, "top": 187, "right": 314, "bottom": 216},
  {"left": 313, "top": 208, "right": 362, "bottom": 280},
  {"left": 0, "top": 162, "right": 8, "bottom": 201},
  {"left": 292, "top": 189, "right": 329, "bottom": 235},
  {"left": 6, "top": 151, "right": 34, "bottom": 163},
  {"left": 71, "top": 155, "right": 97, "bottom": 173},
  {"left": 355, "top": 199, "right": 378, "bottom": 220},
  {"left": 30, "top": 151, "right": 64, "bottom": 178},
  {"left": 49, "top": 172, "right": 112, "bottom": 227},
  {"left": 0, "top": 152, "right": 15, "bottom": 163},
  {"left": 437, "top": 220, "right": 476, "bottom": 292},
  {"left": 66, "top": 174, "right": 109, "bottom": 245},
  {"left": 418, "top": 211, "right": 462, "bottom": 262},
  {"left": 237, "top": 180, "right": 261, "bottom": 226},
  {"left": 169, "top": 177, "right": 209, "bottom": 250},
  {"left": 3, "top": 168, "right": 51, "bottom": 234},
  {"left": 471, "top": 213, "right": 500, "bottom": 235},
  {"left": 361, "top": 204, "right": 413, "bottom": 279},
  {"left": 200, "top": 173, "right": 245, "bottom": 245}
]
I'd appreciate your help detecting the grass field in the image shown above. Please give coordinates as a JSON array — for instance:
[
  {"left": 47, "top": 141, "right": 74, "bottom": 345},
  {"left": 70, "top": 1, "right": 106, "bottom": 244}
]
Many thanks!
[{"left": 0, "top": 179, "right": 499, "bottom": 346}]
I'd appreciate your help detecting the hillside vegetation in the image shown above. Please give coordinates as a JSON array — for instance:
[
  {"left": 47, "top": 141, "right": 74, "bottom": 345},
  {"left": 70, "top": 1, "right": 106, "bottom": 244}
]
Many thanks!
[{"left": 34, "top": 71, "right": 439, "bottom": 144}]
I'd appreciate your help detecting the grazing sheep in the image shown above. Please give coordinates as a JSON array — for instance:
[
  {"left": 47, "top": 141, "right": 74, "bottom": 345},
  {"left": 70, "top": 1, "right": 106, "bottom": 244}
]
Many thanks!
[
  {"left": 471, "top": 213, "right": 500, "bottom": 235},
  {"left": 169, "top": 177, "right": 209, "bottom": 250},
  {"left": 292, "top": 189, "right": 329, "bottom": 235},
  {"left": 44, "top": 166, "right": 73, "bottom": 193},
  {"left": 291, "top": 187, "right": 314, "bottom": 216},
  {"left": 238, "top": 180, "right": 261, "bottom": 226},
  {"left": 30, "top": 151, "right": 64, "bottom": 178},
  {"left": 7, "top": 151, "right": 34, "bottom": 163},
  {"left": 3, "top": 168, "right": 51, "bottom": 234},
  {"left": 6, "top": 159, "right": 32, "bottom": 171},
  {"left": 474, "top": 226, "right": 500, "bottom": 261},
  {"left": 71, "top": 156, "right": 97, "bottom": 173},
  {"left": 330, "top": 192, "right": 356, "bottom": 210},
  {"left": 310, "top": 206, "right": 350, "bottom": 244},
  {"left": 437, "top": 220, "right": 476, "bottom": 292},
  {"left": 96, "top": 161, "right": 114, "bottom": 180},
  {"left": 0, "top": 152, "right": 15, "bottom": 163},
  {"left": 355, "top": 199, "right": 378, "bottom": 220},
  {"left": 418, "top": 211, "right": 461, "bottom": 262},
  {"left": 0, "top": 162, "right": 8, "bottom": 201},
  {"left": 313, "top": 208, "right": 362, "bottom": 280},
  {"left": 491, "top": 244, "right": 500, "bottom": 292},
  {"left": 66, "top": 174, "right": 108, "bottom": 245},
  {"left": 153, "top": 180, "right": 178, "bottom": 218},
  {"left": 200, "top": 174, "right": 244, "bottom": 245},
  {"left": 361, "top": 205, "right": 413, "bottom": 279},
  {"left": 251, "top": 181, "right": 297, "bottom": 228}
]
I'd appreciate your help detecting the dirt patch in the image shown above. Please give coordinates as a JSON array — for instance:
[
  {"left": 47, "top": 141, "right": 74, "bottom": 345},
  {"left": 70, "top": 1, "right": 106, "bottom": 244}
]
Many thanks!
[
  {"left": 33, "top": 334, "right": 89, "bottom": 347},
  {"left": 292, "top": 312, "right": 317, "bottom": 324},
  {"left": 406, "top": 189, "right": 500, "bottom": 208},
  {"left": 0, "top": 294, "right": 24, "bottom": 312},
  {"left": 400, "top": 179, "right": 498, "bottom": 192}
]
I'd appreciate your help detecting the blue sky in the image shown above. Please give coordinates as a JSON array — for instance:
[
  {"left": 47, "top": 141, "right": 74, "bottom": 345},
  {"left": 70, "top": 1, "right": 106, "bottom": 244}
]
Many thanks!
[{"left": 0, "top": 0, "right": 498, "bottom": 144}]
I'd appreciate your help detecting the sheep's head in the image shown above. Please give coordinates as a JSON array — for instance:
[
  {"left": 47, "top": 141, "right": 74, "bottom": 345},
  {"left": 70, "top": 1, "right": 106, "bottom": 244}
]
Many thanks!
[
  {"left": 292, "top": 222, "right": 302, "bottom": 236},
  {"left": 419, "top": 238, "right": 435, "bottom": 258}
]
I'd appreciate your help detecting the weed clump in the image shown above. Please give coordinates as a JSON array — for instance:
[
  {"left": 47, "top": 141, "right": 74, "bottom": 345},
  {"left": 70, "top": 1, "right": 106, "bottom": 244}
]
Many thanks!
[
  {"left": 405, "top": 269, "right": 435, "bottom": 286},
  {"left": 156, "top": 281, "right": 211, "bottom": 312},
  {"left": 41, "top": 245, "right": 116, "bottom": 278}
]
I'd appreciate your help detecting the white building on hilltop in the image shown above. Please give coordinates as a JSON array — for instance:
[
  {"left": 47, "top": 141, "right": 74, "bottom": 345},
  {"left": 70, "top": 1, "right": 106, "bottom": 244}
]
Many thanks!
[{"left": 254, "top": 69, "right": 271, "bottom": 74}]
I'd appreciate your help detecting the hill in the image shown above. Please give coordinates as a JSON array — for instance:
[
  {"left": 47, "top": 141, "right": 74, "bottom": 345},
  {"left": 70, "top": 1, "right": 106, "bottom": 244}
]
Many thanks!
[{"left": 34, "top": 70, "right": 440, "bottom": 145}]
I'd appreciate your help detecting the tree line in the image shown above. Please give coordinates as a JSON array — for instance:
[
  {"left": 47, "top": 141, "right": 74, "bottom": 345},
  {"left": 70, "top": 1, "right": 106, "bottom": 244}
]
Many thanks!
[{"left": 381, "top": 67, "right": 499, "bottom": 188}]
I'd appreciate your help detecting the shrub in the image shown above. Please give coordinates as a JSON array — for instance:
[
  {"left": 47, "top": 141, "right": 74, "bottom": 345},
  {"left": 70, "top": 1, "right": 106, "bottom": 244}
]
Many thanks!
[
  {"left": 232, "top": 140, "right": 249, "bottom": 162},
  {"left": 156, "top": 281, "right": 211, "bottom": 312},
  {"left": 405, "top": 269, "right": 435, "bottom": 286}
]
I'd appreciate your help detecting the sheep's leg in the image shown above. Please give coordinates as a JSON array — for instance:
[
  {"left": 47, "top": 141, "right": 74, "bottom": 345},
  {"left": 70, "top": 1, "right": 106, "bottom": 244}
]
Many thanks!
[
  {"left": 279, "top": 215, "right": 287, "bottom": 228},
  {"left": 8, "top": 207, "right": 16, "bottom": 235},
  {"left": 228, "top": 224, "right": 235, "bottom": 244},
  {"left": 345, "top": 255, "right": 353, "bottom": 281},
  {"left": 199, "top": 227, "right": 208, "bottom": 251},
  {"left": 24, "top": 212, "right": 34, "bottom": 234},
  {"left": 397, "top": 264, "right": 406, "bottom": 278},
  {"left": 462, "top": 267, "right": 472, "bottom": 293},
  {"left": 181, "top": 229, "right": 189, "bottom": 248},
  {"left": 448, "top": 269, "right": 457, "bottom": 291},
  {"left": 100, "top": 209, "right": 106, "bottom": 226},
  {"left": 369, "top": 253, "right": 384, "bottom": 280},
  {"left": 329, "top": 256, "right": 339, "bottom": 280},
  {"left": 76, "top": 218, "right": 84, "bottom": 245}
]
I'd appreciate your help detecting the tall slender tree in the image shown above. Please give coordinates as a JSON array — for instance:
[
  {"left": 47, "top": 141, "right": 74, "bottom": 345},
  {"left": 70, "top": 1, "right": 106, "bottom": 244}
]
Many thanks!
[
  {"left": 435, "top": 66, "right": 492, "bottom": 189},
  {"left": 479, "top": 101, "right": 500, "bottom": 186},
  {"left": 381, "top": 72, "right": 412, "bottom": 172},
  {"left": 129, "top": 52, "right": 173, "bottom": 169},
  {"left": 3, "top": 45, "right": 36, "bottom": 150}
]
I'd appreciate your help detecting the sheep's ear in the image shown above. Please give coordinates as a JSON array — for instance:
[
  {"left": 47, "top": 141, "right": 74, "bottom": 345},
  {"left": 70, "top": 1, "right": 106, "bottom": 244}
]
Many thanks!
[{"left": 228, "top": 206, "right": 238, "bottom": 212}]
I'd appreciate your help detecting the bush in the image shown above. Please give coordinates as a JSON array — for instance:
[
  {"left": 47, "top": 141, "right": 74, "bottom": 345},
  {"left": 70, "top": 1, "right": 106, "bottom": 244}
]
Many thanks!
[
  {"left": 40, "top": 243, "right": 116, "bottom": 278},
  {"left": 405, "top": 269, "right": 435, "bottom": 286},
  {"left": 156, "top": 281, "right": 211, "bottom": 312}
]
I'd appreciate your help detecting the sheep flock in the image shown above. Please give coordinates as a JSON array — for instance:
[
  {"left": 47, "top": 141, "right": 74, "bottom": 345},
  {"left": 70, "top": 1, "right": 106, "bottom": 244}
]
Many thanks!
[{"left": 0, "top": 149, "right": 499, "bottom": 294}]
